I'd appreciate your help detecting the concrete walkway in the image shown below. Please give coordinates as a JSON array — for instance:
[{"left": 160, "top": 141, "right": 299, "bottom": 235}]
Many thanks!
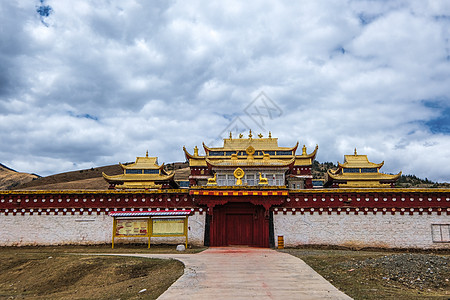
[{"left": 116, "top": 247, "right": 352, "bottom": 300}]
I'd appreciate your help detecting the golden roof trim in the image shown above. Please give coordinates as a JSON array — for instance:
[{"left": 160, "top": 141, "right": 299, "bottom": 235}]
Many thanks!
[
  {"left": 327, "top": 170, "right": 402, "bottom": 181},
  {"left": 205, "top": 157, "right": 295, "bottom": 167},
  {"left": 102, "top": 172, "right": 175, "bottom": 182},
  {"left": 295, "top": 144, "right": 318, "bottom": 159},
  {"left": 203, "top": 139, "right": 298, "bottom": 152}
]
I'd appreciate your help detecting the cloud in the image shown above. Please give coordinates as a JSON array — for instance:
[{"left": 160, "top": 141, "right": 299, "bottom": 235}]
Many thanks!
[{"left": 0, "top": 0, "right": 449, "bottom": 182}]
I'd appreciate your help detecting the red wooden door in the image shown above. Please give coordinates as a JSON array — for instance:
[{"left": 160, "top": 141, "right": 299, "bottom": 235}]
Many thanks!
[
  {"left": 210, "top": 202, "right": 269, "bottom": 247},
  {"left": 226, "top": 214, "right": 253, "bottom": 245}
]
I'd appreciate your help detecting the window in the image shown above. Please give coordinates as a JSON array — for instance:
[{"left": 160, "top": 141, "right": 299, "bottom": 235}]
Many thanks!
[
  {"left": 126, "top": 169, "right": 142, "bottom": 174},
  {"left": 143, "top": 169, "right": 159, "bottom": 174},
  {"left": 246, "top": 174, "right": 255, "bottom": 186},
  {"left": 343, "top": 168, "right": 360, "bottom": 173},
  {"left": 217, "top": 174, "right": 227, "bottom": 186},
  {"left": 432, "top": 224, "right": 450, "bottom": 242},
  {"left": 209, "top": 151, "right": 224, "bottom": 156},
  {"left": 276, "top": 151, "right": 292, "bottom": 156},
  {"left": 361, "top": 168, "right": 377, "bottom": 173}
]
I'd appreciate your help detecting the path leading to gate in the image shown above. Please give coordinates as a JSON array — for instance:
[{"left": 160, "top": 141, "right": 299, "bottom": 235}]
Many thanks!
[{"left": 115, "top": 247, "right": 352, "bottom": 300}]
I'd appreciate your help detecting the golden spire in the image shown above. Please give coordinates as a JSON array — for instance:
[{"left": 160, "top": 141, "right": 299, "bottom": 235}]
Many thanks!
[
  {"left": 194, "top": 146, "right": 199, "bottom": 156},
  {"left": 302, "top": 145, "right": 307, "bottom": 155},
  {"left": 249, "top": 129, "right": 252, "bottom": 138},
  {"left": 229, "top": 132, "right": 232, "bottom": 139},
  {"left": 354, "top": 148, "right": 357, "bottom": 156},
  {"left": 146, "top": 150, "right": 148, "bottom": 157},
  {"left": 268, "top": 131, "right": 272, "bottom": 139},
  {"left": 239, "top": 133, "right": 243, "bottom": 138},
  {"left": 258, "top": 133, "right": 263, "bottom": 138}
]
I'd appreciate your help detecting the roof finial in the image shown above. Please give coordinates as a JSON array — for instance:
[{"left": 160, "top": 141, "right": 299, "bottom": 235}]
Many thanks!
[
  {"left": 249, "top": 129, "right": 252, "bottom": 138},
  {"left": 229, "top": 132, "right": 232, "bottom": 139},
  {"left": 258, "top": 133, "right": 263, "bottom": 138},
  {"left": 194, "top": 146, "right": 199, "bottom": 156},
  {"left": 302, "top": 145, "right": 307, "bottom": 155},
  {"left": 146, "top": 150, "right": 148, "bottom": 157},
  {"left": 268, "top": 131, "right": 272, "bottom": 138},
  {"left": 239, "top": 133, "right": 243, "bottom": 138},
  {"left": 354, "top": 148, "right": 357, "bottom": 156}
]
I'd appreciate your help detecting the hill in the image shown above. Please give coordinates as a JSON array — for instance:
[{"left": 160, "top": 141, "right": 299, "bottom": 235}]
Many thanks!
[
  {"left": 8, "top": 162, "right": 189, "bottom": 191},
  {"left": 1, "top": 160, "right": 447, "bottom": 190},
  {"left": 0, "top": 163, "right": 39, "bottom": 190}
]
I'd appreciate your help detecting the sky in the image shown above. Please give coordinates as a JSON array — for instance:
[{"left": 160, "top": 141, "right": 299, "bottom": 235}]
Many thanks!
[{"left": 1, "top": 0, "right": 450, "bottom": 182}]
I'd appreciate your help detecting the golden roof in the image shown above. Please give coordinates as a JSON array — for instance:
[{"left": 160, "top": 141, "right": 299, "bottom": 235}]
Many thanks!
[
  {"left": 326, "top": 171, "right": 401, "bottom": 181},
  {"left": 120, "top": 151, "right": 164, "bottom": 170},
  {"left": 102, "top": 172, "right": 174, "bottom": 182},
  {"left": 103, "top": 151, "right": 175, "bottom": 188},
  {"left": 326, "top": 149, "right": 401, "bottom": 187},
  {"left": 337, "top": 150, "right": 384, "bottom": 169},
  {"left": 206, "top": 157, "right": 295, "bottom": 168},
  {"left": 204, "top": 137, "right": 298, "bottom": 151},
  {"left": 184, "top": 132, "right": 318, "bottom": 169}
]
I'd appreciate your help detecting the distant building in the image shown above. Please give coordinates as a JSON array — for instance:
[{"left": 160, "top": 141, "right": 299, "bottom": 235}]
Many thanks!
[
  {"left": 102, "top": 151, "right": 178, "bottom": 189},
  {"left": 325, "top": 149, "right": 401, "bottom": 188}
]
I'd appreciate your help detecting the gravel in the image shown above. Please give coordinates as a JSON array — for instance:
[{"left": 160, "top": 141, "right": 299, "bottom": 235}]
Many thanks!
[{"left": 340, "top": 253, "right": 449, "bottom": 290}]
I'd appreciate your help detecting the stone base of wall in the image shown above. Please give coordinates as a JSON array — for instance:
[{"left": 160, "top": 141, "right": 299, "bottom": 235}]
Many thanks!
[
  {"left": 0, "top": 212, "right": 206, "bottom": 247},
  {"left": 274, "top": 212, "right": 450, "bottom": 249}
]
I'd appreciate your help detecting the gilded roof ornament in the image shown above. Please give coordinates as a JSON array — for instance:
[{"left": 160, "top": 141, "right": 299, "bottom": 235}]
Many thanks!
[
  {"left": 249, "top": 129, "right": 253, "bottom": 138},
  {"left": 239, "top": 133, "right": 243, "bottom": 138},
  {"left": 146, "top": 150, "right": 148, "bottom": 157},
  {"left": 268, "top": 131, "right": 272, "bottom": 139},
  {"left": 258, "top": 133, "right": 263, "bottom": 138},
  {"left": 302, "top": 145, "right": 307, "bottom": 155},
  {"left": 194, "top": 146, "right": 199, "bottom": 157},
  {"left": 354, "top": 148, "right": 357, "bottom": 156},
  {"left": 229, "top": 132, "right": 232, "bottom": 139}
]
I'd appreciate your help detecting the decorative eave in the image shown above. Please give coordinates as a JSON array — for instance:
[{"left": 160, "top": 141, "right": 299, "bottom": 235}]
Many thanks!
[
  {"left": 326, "top": 170, "right": 402, "bottom": 182},
  {"left": 337, "top": 160, "right": 384, "bottom": 169},
  {"left": 202, "top": 140, "right": 299, "bottom": 152},
  {"left": 102, "top": 172, "right": 175, "bottom": 183},
  {"left": 205, "top": 157, "right": 295, "bottom": 168},
  {"left": 295, "top": 144, "right": 318, "bottom": 159},
  {"left": 183, "top": 146, "right": 207, "bottom": 167}
]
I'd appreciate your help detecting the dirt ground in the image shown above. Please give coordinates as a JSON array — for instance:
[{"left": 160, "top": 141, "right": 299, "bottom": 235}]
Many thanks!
[
  {"left": 282, "top": 248, "right": 450, "bottom": 300},
  {"left": 0, "top": 245, "right": 195, "bottom": 299},
  {"left": 1, "top": 245, "right": 449, "bottom": 299}
]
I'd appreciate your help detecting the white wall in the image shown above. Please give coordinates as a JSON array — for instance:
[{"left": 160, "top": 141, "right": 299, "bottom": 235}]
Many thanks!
[
  {"left": 274, "top": 212, "right": 450, "bottom": 249},
  {"left": 0, "top": 212, "right": 206, "bottom": 247}
]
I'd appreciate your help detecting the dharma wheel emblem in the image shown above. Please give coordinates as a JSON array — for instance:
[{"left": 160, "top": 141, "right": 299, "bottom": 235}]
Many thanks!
[
  {"left": 233, "top": 167, "right": 245, "bottom": 185},
  {"left": 246, "top": 145, "right": 255, "bottom": 155}
]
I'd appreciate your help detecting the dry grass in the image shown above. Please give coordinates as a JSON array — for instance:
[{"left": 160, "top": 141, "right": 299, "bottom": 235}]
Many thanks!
[
  {"left": 282, "top": 248, "right": 450, "bottom": 300},
  {"left": 0, "top": 245, "right": 205, "bottom": 299}
]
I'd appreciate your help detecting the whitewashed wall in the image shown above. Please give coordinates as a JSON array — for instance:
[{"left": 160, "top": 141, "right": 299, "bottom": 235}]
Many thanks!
[
  {"left": 274, "top": 212, "right": 450, "bottom": 249},
  {"left": 0, "top": 212, "right": 205, "bottom": 246}
]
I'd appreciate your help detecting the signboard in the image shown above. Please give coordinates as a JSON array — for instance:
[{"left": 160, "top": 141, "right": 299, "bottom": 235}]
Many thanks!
[
  {"left": 115, "top": 219, "right": 148, "bottom": 236},
  {"left": 110, "top": 211, "right": 190, "bottom": 249},
  {"left": 152, "top": 218, "right": 186, "bottom": 236}
]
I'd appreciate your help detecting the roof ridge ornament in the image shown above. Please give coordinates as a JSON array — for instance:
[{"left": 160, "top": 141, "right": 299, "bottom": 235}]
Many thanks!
[
  {"left": 194, "top": 146, "right": 199, "bottom": 157},
  {"left": 249, "top": 129, "right": 253, "bottom": 139},
  {"left": 268, "top": 131, "right": 272, "bottom": 139},
  {"left": 354, "top": 148, "right": 357, "bottom": 156}
]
